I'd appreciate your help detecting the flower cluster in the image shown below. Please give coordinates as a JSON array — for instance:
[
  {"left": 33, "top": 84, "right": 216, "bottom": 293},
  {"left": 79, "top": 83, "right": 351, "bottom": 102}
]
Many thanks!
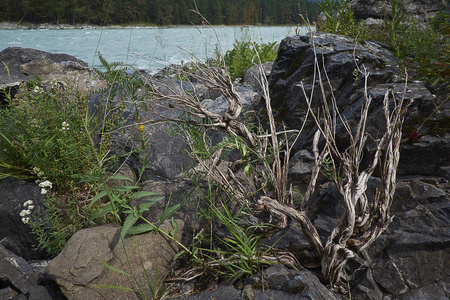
[
  {"left": 20, "top": 200, "right": 35, "bottom": 224},
  {"left": 39, "top": 180, "right": 52, "bottom": 194},
  {"left": 61, "top": 121, "right": 70, "bottom": 131},
  {"left": 33, "top": 86, "right": 43, "bottom": 94},
  {"left": 32, "top": 166, "right": 45, "bottom": 178}
]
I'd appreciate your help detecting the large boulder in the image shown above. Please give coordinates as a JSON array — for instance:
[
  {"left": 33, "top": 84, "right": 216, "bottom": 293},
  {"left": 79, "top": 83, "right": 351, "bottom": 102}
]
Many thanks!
[
  {"left": 267, "top": 32, "right": 450, "bottom": 176},
  {"left": 48, "top": 221, "right": 184, "bottom": 300},
  {"left": 0, "top": 47, "right": 105, "bottom": 95},
  {"left": 267, "top": 32, "right": 449, "bottom": 299}
]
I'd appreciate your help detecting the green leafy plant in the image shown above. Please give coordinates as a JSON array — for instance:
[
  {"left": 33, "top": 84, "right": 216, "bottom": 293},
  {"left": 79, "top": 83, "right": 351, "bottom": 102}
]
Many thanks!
[
  {"left": 223, "top": 40, "right": 278, "bottom": 80},
  {"left": 383, "top": 0, "right": 408, "bottom": 57},
  {"left": 200, "top": 199, "right": 276, "bottom": 280},
  {"left": 20, "top": 195, "right": 90, "bottom": 256},
  {"left": 317, "top": 0, "right": 367, "bottom": 39},
  {"left": 0, "top": 80, "right": 99, "bottom": 190},
  {"left": 94, "top": 262, "right": 167, "bottom": 300}
]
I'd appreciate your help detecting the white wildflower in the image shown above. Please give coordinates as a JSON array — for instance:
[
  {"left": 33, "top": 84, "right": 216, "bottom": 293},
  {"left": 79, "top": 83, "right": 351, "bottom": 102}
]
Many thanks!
[
  {"left": 28, "top": 205, "right": 35, "bottom": 210},
  {"left": 22, "top": 217, "right": 30, "bottom": 224},
  {"left": 19, "top": 210, "right": 29, "bottom": 217},
  {"left": 39, "top": 180, "right": 52, "bottom": 189},
  {"left": 33, "top": 86, "right": 42, "bottom": 93},
  {"left": 61, "top": 121, "right": 69, "bottom": 131},
  {"left": 41, "top": 188, "right": 48, "bottom": 195},
  {"left": 24, "top": 200, "right": 33, "bottom": 207}
]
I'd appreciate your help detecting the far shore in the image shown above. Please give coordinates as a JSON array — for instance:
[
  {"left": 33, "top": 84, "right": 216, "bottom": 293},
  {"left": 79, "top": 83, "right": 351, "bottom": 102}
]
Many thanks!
[{"left": 0, "top": 22, "right": 297, "bottom": 30}]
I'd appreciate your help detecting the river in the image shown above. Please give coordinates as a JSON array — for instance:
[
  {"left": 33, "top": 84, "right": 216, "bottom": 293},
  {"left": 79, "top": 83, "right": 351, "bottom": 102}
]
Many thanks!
[{"left": 0, "top": 26, "right": 309, "bottom": 73}]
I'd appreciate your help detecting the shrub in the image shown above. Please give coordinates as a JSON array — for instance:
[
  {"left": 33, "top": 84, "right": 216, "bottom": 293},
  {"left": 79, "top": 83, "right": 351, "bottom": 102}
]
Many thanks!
[
  {"left": 223, "top": 40, "right": 278, "bottom": 80},
  {"left": 0, "top": 80, "right": 99, "bottom": 191},
  {"left": 316, "top": 0, "right": 449, "bottom": 86}
]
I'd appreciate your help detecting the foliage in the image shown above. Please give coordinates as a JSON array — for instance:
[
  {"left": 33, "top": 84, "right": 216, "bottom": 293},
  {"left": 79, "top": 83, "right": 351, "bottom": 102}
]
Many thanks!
[
  {"left": 0, "top": 80, "right": 101, "bottom": 191},
  {"left": 316, "top": 0, "right": 367, "bottom": 39},
  {"left": 0, "top": 0, "right": 320, "bottom": 26},
  {"left": 24, "top": 195, "right": 90, "bottom": 257},
  {"left": 316, "top": 0, "right": 449, "bottom": 86},
  {"left": 199, "top": 197, "right": 276, "bottom": 279},
  {"left": 223, "top": 40, "right": 278, "bottom": 80},
  {"left": 383, "top": 0, "right": 408, "bottom": 57},
  {"left": 400, "top": 14, "right": 450, "bottom": 86}
]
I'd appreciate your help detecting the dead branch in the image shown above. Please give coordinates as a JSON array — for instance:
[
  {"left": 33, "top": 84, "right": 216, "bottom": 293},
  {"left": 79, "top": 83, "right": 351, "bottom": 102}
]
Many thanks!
[{"left": 302, "top": 35, "right": 411, "bottom": 291}]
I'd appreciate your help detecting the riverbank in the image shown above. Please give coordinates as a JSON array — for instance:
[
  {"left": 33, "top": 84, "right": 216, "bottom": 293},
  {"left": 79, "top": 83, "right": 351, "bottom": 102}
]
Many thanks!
[
  {"left": 0, "top": 22, "right": 172, "bottom": 30},
  {"left": 0, "top": 22, "right": 299, "bottom": 30}
]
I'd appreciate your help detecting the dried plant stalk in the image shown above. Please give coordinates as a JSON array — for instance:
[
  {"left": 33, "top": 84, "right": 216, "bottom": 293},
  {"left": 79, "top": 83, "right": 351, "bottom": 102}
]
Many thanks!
[
  {"left": 302, "top": 42, "right": 411, "bottom": 291},
  {"left": 146, "top": 23, "right": 409, "bottom": 295}
]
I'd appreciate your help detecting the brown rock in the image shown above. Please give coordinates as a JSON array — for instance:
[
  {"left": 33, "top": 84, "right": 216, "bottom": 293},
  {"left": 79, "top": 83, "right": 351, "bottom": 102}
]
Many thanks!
[{"left": 48, "top": 221, "right": 183, "bottom": 300}]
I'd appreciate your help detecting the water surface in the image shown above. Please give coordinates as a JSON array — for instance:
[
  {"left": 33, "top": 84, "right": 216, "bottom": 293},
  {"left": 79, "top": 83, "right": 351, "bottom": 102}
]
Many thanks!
[{"left": 0, "top": 26, "right": 309, "bottom": 72}]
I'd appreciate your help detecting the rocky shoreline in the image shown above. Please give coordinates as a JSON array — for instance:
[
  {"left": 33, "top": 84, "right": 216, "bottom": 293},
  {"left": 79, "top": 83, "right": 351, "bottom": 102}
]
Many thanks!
[
  {"left": 0, "top": 30, "right": 449, "bottom": 299},
  {"left": 0, "top": 1, "right": 449, "bottom": 298},
  {"left": 0, "top": 21, "right": 258, "bottom": 30},
  {"left": 0, "top": 21, "right": 174, "bottom": 30}
]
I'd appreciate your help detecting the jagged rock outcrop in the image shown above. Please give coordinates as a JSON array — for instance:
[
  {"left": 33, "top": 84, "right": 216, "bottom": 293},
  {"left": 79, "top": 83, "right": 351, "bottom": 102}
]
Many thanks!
[
  {"left": 265, "top": 32, "right": 449, "bottom": 299},
  {"left": 0, "top": 243, "right": 64, "bottom": 299},
  {"left": 350, "top": 0, "right": 448, "bottom": 25},
  {"left": 267, "top": 32, "right": 450, "bottom": 176}
]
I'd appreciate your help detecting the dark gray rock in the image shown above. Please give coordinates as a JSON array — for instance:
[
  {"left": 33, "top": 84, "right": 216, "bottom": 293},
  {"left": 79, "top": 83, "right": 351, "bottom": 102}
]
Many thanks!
[
  {"left": 175, "top": 285, "right": 241, "bottom": 300},
  {"left": 350, "top": 269, "right": 384, "bottom": 300},
  {"left": 350, "top": 0, "right": 448, "bottom": 25},
  {"left": 12, "top": 294, "right": 27, "bottom": 300},
  {"left": 288, "top": 150, "right": 316, "bottom": 185},
  {"left": 201, "top": 85, "right": 258, "bottom": 115},
  {"left": 0, "top": 287, "right": 12, "bottom": 299},
  {"left": 266, "top": 32, "right": 449, "bottom": 300},
  {"left": 267, "top": 31, "right": 449, "bottom": 182},
  {"left": 0, "top": 177, "right": 48, "bottom": 260},
  {"left": 372, "top": 259, "right": 408, "bottom": 295},
  {"left": 245, "top": 265, "right": 339, "bottom": 300},
  {"left": 0, "top": 47, "right": 105, "bottom": 94},
  {"left": 395, "top": 282, "right": 449, "bottom": 300},
  {"left": 28, "top": 285, "right": 53, "bottom": 300},
  {"left": 0, "top": 244, "right": 39, "bottom": 294},
  {"left": 243, "top": 62, "right": 274, "bottom": 94}
]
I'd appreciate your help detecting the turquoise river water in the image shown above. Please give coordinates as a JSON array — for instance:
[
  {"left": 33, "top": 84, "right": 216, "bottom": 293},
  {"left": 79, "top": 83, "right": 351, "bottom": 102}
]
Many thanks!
[{"left": 0, "top": 26, "right": 308, "bottom": 73}]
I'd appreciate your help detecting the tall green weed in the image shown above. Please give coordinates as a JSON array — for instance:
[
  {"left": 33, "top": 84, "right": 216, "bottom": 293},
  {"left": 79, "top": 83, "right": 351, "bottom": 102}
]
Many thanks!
[
  {"left": 0, "top": 80, "right": 99, "bottom": 190},
  {"left": 223, "top": 40, "right": 278, "bottom": 80}
]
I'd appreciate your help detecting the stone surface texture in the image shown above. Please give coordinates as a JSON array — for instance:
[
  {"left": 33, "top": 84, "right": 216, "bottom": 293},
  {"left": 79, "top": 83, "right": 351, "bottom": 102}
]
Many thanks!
[
  {"left": 47, "top": 221, "right": 183, "bottom": 300},
  {"left": 0, "top": 47, "right": 105, "bottom": 93}
]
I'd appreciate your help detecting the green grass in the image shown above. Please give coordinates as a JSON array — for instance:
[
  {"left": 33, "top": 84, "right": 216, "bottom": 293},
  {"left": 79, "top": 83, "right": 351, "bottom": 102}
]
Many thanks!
[{"left": 316, "top": 0, "right": 449, "bottom": 87}]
